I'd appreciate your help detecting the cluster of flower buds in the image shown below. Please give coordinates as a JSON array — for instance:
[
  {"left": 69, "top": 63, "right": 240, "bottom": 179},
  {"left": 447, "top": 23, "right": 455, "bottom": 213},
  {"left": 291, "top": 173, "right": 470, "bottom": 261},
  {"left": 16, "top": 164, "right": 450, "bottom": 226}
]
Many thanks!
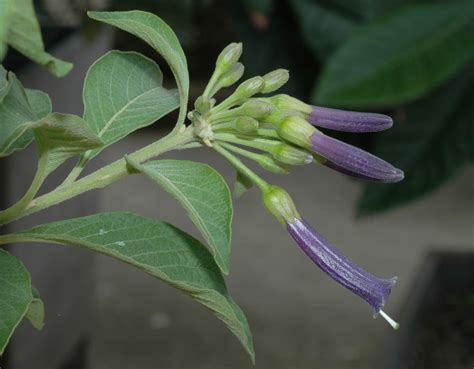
[{"left": 190, "top": 43, "right": 402, "bottom": 329}]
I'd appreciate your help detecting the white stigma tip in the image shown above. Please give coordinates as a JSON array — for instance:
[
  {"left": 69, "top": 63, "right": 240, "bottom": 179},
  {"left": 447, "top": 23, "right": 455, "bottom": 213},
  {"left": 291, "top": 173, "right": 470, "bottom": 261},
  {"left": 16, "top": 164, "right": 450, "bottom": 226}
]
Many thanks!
[{"left": 379, "top": 310, "right": 400, "bottom": 330}]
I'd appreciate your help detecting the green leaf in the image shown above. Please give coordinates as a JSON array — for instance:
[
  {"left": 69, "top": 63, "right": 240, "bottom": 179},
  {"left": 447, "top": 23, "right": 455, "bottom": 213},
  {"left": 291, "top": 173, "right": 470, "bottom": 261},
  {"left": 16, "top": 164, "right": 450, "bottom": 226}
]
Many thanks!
[
  {"left": 357, "top": 67, "right": 474, "bottom": 216},
  {"left": 15, "top": 212, "right": 254, "bottom": 360},
  {"left": 0, "top": 249, "right": 33, "bottom": 355},
  {"left": 0, "top": 0, "right": 12, "bottom": 60},
  {"left": 127, "top": 159, "right": 233, "bottom": 275},
  {"left": 25, "top": 287, "right": 45, "bottom": 330},
  {"left": 0, "top": 71, "right": 38, "bottom": 157},
  {"left": 234, "top": 171, "right": 253, "bottom": 199},
  {"left": 26, "top": 89, "right": 52, "bottom": 119},
  {"left": 82, "top": 50, "right": 179, "bottom": 158},
  {"left": 314, "top": 2, "right": 474, "bottom": 108},
  {"left": 32, "top": 113, "right": 104, "bottom": 175},
  {"left": 0, "top": 66, "right": 8, "bottom": 101},
  {"left": 5, "top": 0, "right": 73, "bottom": 77},
  {"left": 88, "top": 10, "right": 189, "bottom": 127}
]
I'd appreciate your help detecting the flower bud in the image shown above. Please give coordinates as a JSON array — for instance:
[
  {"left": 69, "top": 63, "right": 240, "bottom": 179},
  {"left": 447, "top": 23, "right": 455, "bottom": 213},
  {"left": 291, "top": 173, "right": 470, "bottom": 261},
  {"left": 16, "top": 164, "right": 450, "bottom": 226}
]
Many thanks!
[
  {"left": 216, "top": 42, "right": 243, "bottom": 72},
  {"left": 241, "top": 99, "right": 273, "bottom": 118},
  {"left": 308, "top": 106, "right": 393, "bottom": 132},
  {"left": 278, "top": 116, "right": 317, "bottom": 149},
  {"left": 263, "top": 186, "right": 300, "bottom": 224},
  {"left": 257, "top": 154, "right": 289, "bottom": 174},
  {"left": 262, "top": 107, "right": 304, "bottom": 126},
  {"left": 233, "top": 116, "right": 259, "bottom": 133},
  {"left": 217, "top": 62, "right": 245, "bottom": 89},
  {"left": 261, "top": 69, "right": 289, "bottom": 94},
  {"left": 273, "top": 143, "right": 313, "bottom": 165},
  {"left": 310, "top": 132, "right": 404, "bottom": 183},
  {"left": 235, "top": 76, "right": 264, "bottom": 98},
  {"left": 270, "top": 94, "right": 312, "bottom": 114},
  {"left": 194, "top": 96, "right": 214, "bottom": 114}
]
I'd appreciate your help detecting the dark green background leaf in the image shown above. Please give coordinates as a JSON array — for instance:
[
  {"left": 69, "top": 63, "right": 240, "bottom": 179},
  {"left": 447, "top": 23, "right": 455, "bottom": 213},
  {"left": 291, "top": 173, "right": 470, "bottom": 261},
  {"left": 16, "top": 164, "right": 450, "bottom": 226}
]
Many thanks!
[
  {"left": 358, "top": 67, "right": 474, "bottom": 215},
  {"left": 315, "top": 1, "right": 474, "bottom": 108}
]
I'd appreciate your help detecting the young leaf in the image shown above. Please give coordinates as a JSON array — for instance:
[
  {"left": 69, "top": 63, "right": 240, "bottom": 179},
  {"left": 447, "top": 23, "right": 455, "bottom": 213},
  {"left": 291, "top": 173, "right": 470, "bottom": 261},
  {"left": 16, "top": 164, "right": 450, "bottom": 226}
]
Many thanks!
[
  {"left": 357, "top": 67, "right": 474, "bottom": 216},
  {"left": 25, "top": 287, "right": 45, "bottom": 330},
  {"left": 234, "top": 171, "right": 253, "bottom": 199},
  {"left": 5, "top": 0, "right": 73, "bottom": 77},
  {"left": 88, "top": 10, "right": 189, "bottom": 128},
  {"left": 127, "top": 159, "right": 233, "bottom": 275},
  {"left": 315, "top": 1, "right": 474, "bottom": 108},
  {"left": 0, "top": 249, "right": 34, "bottom": 355},
  {"left": 82, "top": 50, "right": 179, "bottom": 158},
  {"left": 26, "top": 89, "right": 52, "bottom": 120},
  {"left": 0, "top": 71, "right": 38, "bottom": 157},
  {"left": 14, "top": 212, "right": 254, "bottom": 360},
  {"left": 32, "top": 113, "right": 104, "bottom": 175}
]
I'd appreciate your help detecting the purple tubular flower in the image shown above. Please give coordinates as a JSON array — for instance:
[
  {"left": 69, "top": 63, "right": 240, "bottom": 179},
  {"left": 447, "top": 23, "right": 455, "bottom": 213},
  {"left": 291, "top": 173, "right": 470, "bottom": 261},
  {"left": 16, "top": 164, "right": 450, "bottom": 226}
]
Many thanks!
[
  {"left": 311, "top": 133, "right": 404, "bottom": 183},
  {"left": 287, "top": 218, "right": 397, "bottom": 317},
  {"left": 309, "top": 106, "right": 393, "bottom": 132}
]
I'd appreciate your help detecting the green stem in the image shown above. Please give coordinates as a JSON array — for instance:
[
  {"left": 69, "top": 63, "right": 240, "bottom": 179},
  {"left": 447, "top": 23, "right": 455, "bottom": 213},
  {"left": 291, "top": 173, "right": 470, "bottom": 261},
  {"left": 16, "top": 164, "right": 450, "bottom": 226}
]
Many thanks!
[
  {"left": 213, "top": 143, "right": 270, "bottom": 192},
  {"left": 0, "top": 152, "right": 49, "bottom": 223},
  {"left": 0, "top": 126, "right": 196, "bottom": 226},
  {"left": 61, "top": 154, "right": 89, "bottom": 185},
  {"left": 203, "top": 70, "right": 221, "bottom": 98},
  {"left": 215, "top": 132, "right": 279, "bottom": 153}
]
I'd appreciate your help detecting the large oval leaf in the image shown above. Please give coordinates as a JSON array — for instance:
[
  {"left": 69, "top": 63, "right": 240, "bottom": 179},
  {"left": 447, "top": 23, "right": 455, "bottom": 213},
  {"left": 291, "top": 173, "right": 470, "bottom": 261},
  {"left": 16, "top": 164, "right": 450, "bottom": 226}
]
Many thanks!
[
  {"left": 82, "top": 50, "right": 179, "bottom": 158},
  {"left": 357, "top": 66, "right": 474, "bottom": 216},
  {"left": 12, "top": 212, "right": 254, "bottom": 360},
  {"left": 88, "top": 11, "right": 189, "bottom": 128},
  {"left": 314, "top": 2, "right": 474, "bottom": 108},
  {"left": 0, "top": 249, "right": 33, "bottom": 355},
  {"left": 127, "top": 159, "right": 233, "bottom": 275}
]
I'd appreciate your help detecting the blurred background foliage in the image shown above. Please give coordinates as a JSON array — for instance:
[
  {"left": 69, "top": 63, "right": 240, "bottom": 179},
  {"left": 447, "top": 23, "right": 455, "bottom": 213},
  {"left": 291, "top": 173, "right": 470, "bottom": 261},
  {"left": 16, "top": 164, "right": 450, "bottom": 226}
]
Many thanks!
[{"left": 8, "top": 0, "right": 474, "bottom": 216}]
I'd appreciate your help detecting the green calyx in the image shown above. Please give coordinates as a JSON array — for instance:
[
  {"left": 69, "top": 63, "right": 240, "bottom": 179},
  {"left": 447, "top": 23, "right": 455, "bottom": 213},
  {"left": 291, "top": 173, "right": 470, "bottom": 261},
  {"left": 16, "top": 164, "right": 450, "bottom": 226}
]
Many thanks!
[
  {"left": 270, "top": 94, "right": 312, "bottom": 114},
  {"left": 263, "top": 186, "right": 300, "bottom": 225},
  {"left": 233, "top": 116, "right": 259, "bottom": 134},
  {"left": 273, "top": 143, "right": 313, "bottom": 165},
  {"left": 277, "top": 116, "right": 317, "bottom": 149}
]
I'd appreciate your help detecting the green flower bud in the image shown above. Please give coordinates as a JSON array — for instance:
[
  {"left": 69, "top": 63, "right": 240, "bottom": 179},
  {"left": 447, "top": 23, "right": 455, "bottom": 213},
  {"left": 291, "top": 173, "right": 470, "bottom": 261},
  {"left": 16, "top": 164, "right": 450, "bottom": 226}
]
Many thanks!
[
  {"left": 235, "top": 76, "right": 264, "bottom": 98},
  {"left": 217, "top": 62, "right": 245, "bottom": 89},
  {"left": 278, "top": 116, "right": 317, "bottom": 149},
  {"left": 260, "top": 107, "right": 304, "bottom": 126},
  {"left": 233, "top": 116, "right": 259, "bottom": 133},
  {"left": 273, "top": 143, "right": 313, "bottom": 165},
  {"left": 216, "top": 42, "right": 243, "bottom": 72},
  {"left": 263, "top": 186, "right": 300, "bottom": 224},
  {"left": 261, "top": 69, "right": 289, "bottom": 94},
  {"left": 257, "top": 155, "right": 290, "bottom": 174},
  {"left": 194, "top": 96, "right": 215, "bottom": 114},
  {"left": 270, "top": 94, "right": 312, "bottom": 114},
  {"left": 241, "top": 100, "right": 273, "bottom": 118}
]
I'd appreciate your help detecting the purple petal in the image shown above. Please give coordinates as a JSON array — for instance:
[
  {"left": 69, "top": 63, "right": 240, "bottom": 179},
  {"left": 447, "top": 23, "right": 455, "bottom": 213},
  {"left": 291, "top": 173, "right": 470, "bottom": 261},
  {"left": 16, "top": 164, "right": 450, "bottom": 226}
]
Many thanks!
[
  {"left": 309, "top": 106, "right": 393, "bottom": 132},
  {"left": 287, "top": 218, "right": 397, "bottom": 314},
  {"left": 311, "top": 133, "right": 404, "bottom": 183}
]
